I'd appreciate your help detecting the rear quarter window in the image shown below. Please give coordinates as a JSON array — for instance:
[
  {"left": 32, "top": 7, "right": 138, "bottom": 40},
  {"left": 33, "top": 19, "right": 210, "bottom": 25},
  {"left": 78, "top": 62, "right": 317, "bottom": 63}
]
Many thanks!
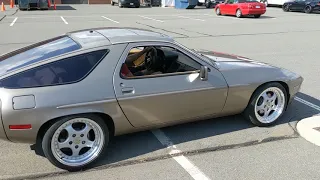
[
  {"left": 0, "top": 36, "right": 81, "bottom": 76},
  {"left": 0, "top": 49, "right": 109, "bottom": 89}
]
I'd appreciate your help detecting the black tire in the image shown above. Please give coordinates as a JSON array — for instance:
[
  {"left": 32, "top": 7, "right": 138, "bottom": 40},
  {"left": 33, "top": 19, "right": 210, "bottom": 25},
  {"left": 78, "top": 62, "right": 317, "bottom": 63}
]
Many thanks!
[
  {"left": 216, "top": 7, "right": 221, "bottom": 15},
  {"left": 205, "top": 0, "right": 211, "bottom": 8},
  {"left": 42, "top": 114, "right": 109, "bottom": 171},
  {"left": 236, "top": 9, "right": 242, "bottom": 18},
  {"left": 304, "top": 5, "right": 312, "bottom": 13},
  {"left": 254, "top": 14, "right": 261, "bottom": 18},
  {"left": 282, "top": 4, "right": 290, "bottom": 12},
  {"left": 111, "top": 1, "right": 114, "bottom": 5},
  {"left": 243, "top": 82, "right": 288, "bottom": 127}
]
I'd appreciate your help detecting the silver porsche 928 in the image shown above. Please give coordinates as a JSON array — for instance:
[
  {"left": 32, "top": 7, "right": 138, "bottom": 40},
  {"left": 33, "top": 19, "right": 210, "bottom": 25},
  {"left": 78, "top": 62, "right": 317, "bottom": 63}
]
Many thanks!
[{"left": 0, "top": 27, "right": 303, "bottom": 171}]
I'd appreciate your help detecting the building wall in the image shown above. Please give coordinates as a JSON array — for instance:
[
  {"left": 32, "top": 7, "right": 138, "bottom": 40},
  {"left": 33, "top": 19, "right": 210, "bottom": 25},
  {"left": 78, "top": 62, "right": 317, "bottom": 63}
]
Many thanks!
[{"left": 2, "top": 0, "right": 111, "bottom": 5}]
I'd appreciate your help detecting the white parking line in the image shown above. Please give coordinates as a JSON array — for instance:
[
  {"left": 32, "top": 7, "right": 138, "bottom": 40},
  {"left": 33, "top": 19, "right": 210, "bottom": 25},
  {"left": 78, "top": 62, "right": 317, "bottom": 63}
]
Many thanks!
[
  {"left": 138, "top": 15, "right": 164, "bottom": 23},
  {"left": 294, "top": 97, "right": 320, "bottom": 111},
  {"left": 60, "top": 16, "right": 68, "bottom": 24},
  {"left": 101, "top": 16, "right": 120, "bottom": 23},
  {"left": 151, "top": 129, "right": 211, "bottom": 180},
  {"left": 175, "top": 15, "right": 205, "bottom": 22},
  {"left": 10, "top": 17, "right": 18, "bottom": 26}
]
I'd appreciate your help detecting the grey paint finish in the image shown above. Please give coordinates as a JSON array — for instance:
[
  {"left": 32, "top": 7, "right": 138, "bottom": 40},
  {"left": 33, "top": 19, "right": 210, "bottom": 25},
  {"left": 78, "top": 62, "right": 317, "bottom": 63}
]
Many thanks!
[{"left": 0, "top": 27, "right": 303, "bottom": 144}]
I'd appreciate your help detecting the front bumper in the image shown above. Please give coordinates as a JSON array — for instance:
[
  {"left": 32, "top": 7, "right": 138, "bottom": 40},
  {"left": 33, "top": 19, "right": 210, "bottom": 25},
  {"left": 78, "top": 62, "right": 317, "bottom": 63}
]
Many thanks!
[{"left": 120, "top": 0, "right": 140, "bottom": 6}]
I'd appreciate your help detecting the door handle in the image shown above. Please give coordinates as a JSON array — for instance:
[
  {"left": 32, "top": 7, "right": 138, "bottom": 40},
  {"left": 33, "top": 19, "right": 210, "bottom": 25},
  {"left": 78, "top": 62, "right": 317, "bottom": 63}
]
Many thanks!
[{"left": 121, "top": 87, "right": 135, "bottom": 94}]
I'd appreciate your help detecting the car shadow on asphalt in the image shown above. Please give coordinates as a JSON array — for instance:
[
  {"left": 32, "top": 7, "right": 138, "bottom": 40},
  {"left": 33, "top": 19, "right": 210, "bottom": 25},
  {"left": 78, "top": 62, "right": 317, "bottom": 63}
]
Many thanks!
[
  {"left": 219, "top": 15, "right": 276, "bottom": 19},
  {"left": 31, "top": 92, "right": 319, "bottom": 170}
]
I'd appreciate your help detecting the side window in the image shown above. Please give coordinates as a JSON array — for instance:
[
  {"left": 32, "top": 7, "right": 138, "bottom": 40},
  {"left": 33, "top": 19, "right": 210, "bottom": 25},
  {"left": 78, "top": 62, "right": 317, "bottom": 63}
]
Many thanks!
[
  {"left": 0, "top": 49, "right": 108, "bottom": 88},
  {"left": 120, "top": 45, "right": 201, "bottom": 79}
]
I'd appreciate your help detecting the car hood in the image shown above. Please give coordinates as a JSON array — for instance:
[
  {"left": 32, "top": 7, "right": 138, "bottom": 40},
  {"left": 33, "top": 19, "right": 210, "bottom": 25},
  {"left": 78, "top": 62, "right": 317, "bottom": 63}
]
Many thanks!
[
  {"left": 195, "top": 49, "right": 280, "bottom": 70},
  {"left": 196, "top": 50, "right": 257, "bottom": 63}
]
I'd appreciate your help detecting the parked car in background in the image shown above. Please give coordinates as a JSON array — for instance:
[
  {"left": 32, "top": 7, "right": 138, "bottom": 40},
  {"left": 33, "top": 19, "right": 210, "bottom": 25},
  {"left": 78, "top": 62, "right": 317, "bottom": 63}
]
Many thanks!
[
  {"left": 282, "top": 0, "right": 320, "bottom": 13},
  {"left": 0, "top": 27, "right": 303, "bottom": 171},
  {"left": 215, "top": 0, "right": 266, "bottom": 18},
  {"left": 258, "top": 0, "right": 292, "bottom": 6},
  {"left": 198, "top": 0, "right": 226, "bottom": 8},
  {"left": 111, "top": 0, "right": 140, "bottom": 7}
]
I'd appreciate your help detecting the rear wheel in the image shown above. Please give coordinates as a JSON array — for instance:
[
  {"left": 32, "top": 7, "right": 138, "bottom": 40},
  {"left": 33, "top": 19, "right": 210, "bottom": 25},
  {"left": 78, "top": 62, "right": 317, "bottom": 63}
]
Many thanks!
[
  {"left": 243, "top": 82, "right": 288, "bottom": 126},
  {"left": 42, "top": 114, "right": 109, "bottom": 171},
  {"left": 254, "top": 14, "right": 261, "bottom": 18},
  {"left": 236, "top": 9, "right": 242, "bottom": 18}
]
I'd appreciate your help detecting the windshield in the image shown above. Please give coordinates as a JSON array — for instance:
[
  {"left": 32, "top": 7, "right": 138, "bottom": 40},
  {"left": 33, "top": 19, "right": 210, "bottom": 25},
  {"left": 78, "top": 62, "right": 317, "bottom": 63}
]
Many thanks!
[
  {"left": 0, "top": 36, "right": 81, "bottom": 77},
  {"left": 174, "top": 41, "right": 216, "bottom": 66}
]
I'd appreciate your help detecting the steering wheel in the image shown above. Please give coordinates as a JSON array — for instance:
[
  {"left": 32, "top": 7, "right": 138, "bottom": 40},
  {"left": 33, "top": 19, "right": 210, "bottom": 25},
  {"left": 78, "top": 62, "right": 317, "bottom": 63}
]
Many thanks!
[{"left": 144, "top": 47, "right": 158, "bottom": 71}]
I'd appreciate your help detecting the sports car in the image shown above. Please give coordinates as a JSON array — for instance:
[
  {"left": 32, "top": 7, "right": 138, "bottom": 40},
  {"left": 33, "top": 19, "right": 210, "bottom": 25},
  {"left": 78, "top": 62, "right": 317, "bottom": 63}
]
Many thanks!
[
  {"left": 215, "top": 0, "right": 267, "bottom": 18},
  {"left": 282, "top": 0, "right": 320, "bottom": 13},
  {"left": 0, "top": 27, "right": 303, "bottom": 171}
]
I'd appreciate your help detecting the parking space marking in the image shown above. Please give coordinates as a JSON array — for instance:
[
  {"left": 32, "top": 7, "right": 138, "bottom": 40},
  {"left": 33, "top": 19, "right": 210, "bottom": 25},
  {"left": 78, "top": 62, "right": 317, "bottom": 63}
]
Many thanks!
[
  {"left": 101, "top": 16, "right": 120, "bottom": 23},
  {"left": 60, "top": 16, "right": 68, "bottom": 24},
  {"left": 151, "top": 129, "right": 211, "bottom": 180},
  {"left": 10, "top": 17, "right": 18, "bottom": 26},
  {"left": 175, "top": 15, "right": 205, "bottom": 22},
  {"left": 138, "top": 15, "right": 164, "bottom": 23},
  {"left": 295, "top": 97, "right": 320, "bottom": 111}
]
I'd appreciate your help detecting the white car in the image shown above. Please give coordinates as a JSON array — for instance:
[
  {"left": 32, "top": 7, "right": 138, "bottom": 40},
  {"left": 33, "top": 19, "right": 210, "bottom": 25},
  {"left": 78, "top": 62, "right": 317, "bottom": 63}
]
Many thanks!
[{"left": 259, "top": 0, "right": 293, "bottom": 6}]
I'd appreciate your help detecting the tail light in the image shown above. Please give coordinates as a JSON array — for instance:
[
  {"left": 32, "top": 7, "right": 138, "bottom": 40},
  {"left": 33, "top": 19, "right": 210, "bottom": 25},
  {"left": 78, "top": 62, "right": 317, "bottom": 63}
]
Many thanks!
[{"left": 318, "top": 2, "right": 320, "bottom": 5}]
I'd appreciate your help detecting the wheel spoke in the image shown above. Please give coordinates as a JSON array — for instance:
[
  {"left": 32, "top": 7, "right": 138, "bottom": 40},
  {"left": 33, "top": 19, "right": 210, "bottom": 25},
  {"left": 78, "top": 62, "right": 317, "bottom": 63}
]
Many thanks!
[
  {"left": 58, "top": 139, "right": 71, "bottom": 149},
  {"left": 85, "top": 140, "right": 94, "bottom": 148},
  {"left": 79, "top": 124, "right": 92, "bottom": 138},
  {"left": 256, "top": 102, "right": 265, "bottom": 111},
  {"left": 71, "top": 146, "right": 82, "bottom": 156},
  {"left": 269, "top": 93, "right": 277, "bottom": 101},
  {"left": 65, "top": 124, "right": 77, "bottom": 135},
  {"left": 263, "top": 108, "right": 271, "bottom": 118}
]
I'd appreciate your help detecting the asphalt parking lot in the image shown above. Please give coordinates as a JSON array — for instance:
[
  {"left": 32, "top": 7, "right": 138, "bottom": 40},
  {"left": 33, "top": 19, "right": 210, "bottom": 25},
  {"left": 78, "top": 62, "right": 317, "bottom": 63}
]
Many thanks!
[{"left": 0, "top": 4, "right": 320, "bottom": 180}]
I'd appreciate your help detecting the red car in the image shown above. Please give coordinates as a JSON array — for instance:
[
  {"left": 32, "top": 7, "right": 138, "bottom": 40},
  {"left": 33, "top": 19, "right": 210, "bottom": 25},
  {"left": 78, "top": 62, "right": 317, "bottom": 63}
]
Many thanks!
[{"left": 215, "top": 0, "right": 266, "bottom": 18}]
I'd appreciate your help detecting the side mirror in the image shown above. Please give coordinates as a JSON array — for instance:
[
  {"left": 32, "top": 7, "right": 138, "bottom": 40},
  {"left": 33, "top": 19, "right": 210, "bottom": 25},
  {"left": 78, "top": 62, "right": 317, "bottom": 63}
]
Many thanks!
[{"left": 200, "top": 66, "right": 208, "bottom": 81}]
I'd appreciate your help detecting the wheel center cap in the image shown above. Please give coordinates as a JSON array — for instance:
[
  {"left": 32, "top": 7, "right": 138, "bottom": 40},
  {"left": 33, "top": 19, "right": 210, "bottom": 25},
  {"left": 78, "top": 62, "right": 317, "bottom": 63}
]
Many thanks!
[{"left": 74, "top": 138, "right": 81, "bottom": 145}]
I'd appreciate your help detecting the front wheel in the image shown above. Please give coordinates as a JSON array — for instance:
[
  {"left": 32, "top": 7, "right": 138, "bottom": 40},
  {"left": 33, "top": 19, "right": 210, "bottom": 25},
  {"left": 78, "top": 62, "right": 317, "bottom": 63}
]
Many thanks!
[
  {"left": 282, "top": 4, "right": 290, "bottom": 12},
  {"left": 243, "top": 82, "right": 288, "bottom": 126},
  {"left": 304, "top": 5, "right": 312, "bottom": 13},
  {"left": 216, "top": 7, "right": 221, "bottom": 15},
  {"left": 42, "top": 114, "right": 109, "bottom": 171}
]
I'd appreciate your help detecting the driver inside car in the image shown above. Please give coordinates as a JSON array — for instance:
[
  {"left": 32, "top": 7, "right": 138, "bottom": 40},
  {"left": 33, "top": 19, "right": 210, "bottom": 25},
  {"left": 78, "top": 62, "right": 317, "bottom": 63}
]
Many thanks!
[{"left": 121, "top": 46, "right": 162, "bottom": 77}]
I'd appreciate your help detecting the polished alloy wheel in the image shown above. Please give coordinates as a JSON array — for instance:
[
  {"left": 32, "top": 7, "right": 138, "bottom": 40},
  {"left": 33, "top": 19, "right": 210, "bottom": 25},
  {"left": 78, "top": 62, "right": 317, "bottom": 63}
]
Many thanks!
[
  {"left": 51, "top": 118, "right": 105, "bottom": 167},
  {"left": 254, "top": 87, "right": 285, "bottom": 124},
  {"left": 216, "top": 8, "right": 220, "bottom": 15}
]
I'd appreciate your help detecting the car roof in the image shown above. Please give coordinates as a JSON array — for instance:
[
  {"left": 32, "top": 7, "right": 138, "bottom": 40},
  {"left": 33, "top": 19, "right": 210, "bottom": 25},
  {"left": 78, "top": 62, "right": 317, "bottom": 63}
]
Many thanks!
[{"left": 67, "top": 27, "right": 175, "bottom": 48}]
